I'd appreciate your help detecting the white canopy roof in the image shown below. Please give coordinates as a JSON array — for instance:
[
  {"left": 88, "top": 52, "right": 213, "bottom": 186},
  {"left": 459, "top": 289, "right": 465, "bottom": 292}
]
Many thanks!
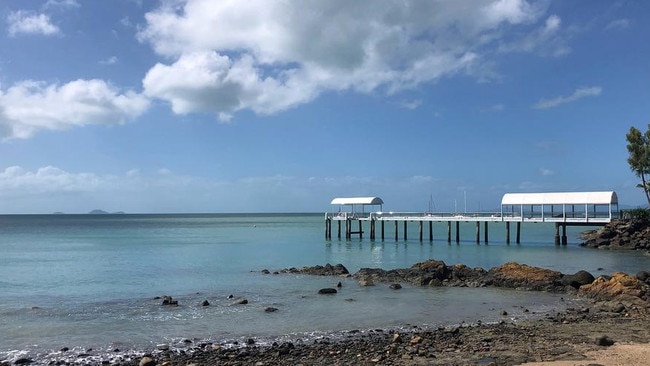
[
  {"left": 331, "top": 197, "right": 384, "bottom": 205},
  {"left": 501, "top": 191, "right": 618, "bottom": 206}
]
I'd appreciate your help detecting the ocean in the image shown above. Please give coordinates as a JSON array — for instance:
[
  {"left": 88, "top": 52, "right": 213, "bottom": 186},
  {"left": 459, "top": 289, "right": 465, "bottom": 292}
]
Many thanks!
[{"left": 1, "top": 213, "right": 649, "bottom": 364}]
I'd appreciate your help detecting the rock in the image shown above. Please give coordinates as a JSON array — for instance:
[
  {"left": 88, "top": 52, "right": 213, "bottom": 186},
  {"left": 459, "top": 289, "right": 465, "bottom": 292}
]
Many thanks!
[
  {"left": 261, "top": 269, "right": 270, "bottom": 274},
  {"left": 235, "top": 298, "right": 249, "bottom": 305},
  {"left": 499, "top": 310, "right": 508, "bottom": 316},
  {"left": 290, "top": 263, "right": 350, "bottom": 276},
  {"left": 161, "top": 296, "right": 178, "bottom": 306},
  {"left": 562, "top": 270, "right": 596, "bottom": 289},
  {"left": 247, "top": 338, "right": 255, "bottom": 345},
  {"left": 201, "top": 300, "right": 210, "bottom": 306},
  {"left": 139, "top": 356, "right": 156, "bottom": 366},
  {"left": 636, "top": 270, "right": 650, "bottom": 282},
  {"left": 13, "top": 358, "right": 33, "bottom": 365},
  {"left": 579, "top": 272, "right": 648, "bottom": 301},
  {"left": 358, "top": 277, "right": 375, "bottom": 286},
  {"left": 264, "top": 307, "right": 278, "bottom": 313},
  {"left": 318, "top": 288, "right": 337, "bottom": 294},
  {"left": 488, "top": 262, "right": 563, "bottom": 291},
  {"left": 336, "top": 281, "right": 342, "bottom": 288},
  {"left": 389, "top": 283, "right": 402, "bottom": 290},
  {"left": 596, "top": 335, "right": 614, "bottom": 346}
]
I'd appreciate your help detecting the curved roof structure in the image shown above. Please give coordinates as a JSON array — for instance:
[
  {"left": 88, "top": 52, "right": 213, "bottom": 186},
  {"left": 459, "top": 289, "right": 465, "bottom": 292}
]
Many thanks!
[
  {"left": 501, "top": 191, "right": 618, "bottom": 205},
  {"left": 331, "top": 197, "right": 384, "bottom": 205}
]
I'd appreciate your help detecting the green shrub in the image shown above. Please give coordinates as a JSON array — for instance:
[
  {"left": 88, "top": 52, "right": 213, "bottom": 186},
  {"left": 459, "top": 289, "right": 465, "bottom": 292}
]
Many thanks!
[{"left": 622, "top": 208, "right": 650, "bottom": 221}]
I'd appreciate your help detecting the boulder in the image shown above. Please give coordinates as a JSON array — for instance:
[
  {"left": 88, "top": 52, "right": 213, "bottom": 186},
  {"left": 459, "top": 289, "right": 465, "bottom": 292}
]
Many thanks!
[
  {"left": 264, "top": 307, "right": 279, "bottom": 313},
  {"left": 389, "top": 283, "right": 402, "bottom": 290},
  {"left": 358, "top": 277, "right": 375, "bottom": 286},
  {"left": 561, "top": 270, "right": 595, "bottom": 289},
  {"left": 201, "top": 300, "right": 210, "bottom": 306},
  {"left": 488, "top": 262, "right": 563, "bottom": 291},
  {"left": 234, "top": 298, "right": 249, "bottom": 305},
  {"left": 291, "top": 263, "right": 350, "bottom": 276},
  {"left": 579, "top": 272, "right": 648, "bottom": 301}
]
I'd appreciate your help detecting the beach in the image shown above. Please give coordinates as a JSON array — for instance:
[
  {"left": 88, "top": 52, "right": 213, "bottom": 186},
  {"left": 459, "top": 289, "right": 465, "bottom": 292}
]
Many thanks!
[{"left": 112, "top": 274, "right": 650, "bottom": 366}]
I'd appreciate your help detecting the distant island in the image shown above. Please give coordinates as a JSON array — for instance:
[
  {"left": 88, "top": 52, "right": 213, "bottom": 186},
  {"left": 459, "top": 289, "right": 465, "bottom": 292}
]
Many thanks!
[{"left": 88, "top": 209, "right": 125, "bottom": 215}]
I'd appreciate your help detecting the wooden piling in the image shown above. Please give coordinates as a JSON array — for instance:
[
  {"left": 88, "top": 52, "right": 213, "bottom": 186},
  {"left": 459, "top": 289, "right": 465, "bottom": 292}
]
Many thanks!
[
  {"left": 561, "top": 224, "right": 567, "bottom": 245},
  {"left": 455, "top": 221, "right": 460, "bottom": 243},
  {"left": 484, "top": 222, "right": 489, "bottom": 244},
  {"left": 381, "top": 220, "right": 385, "bottom": 240},
  {"left": 505, "top": 222, "right": 510, "bottom": 244},
  {"left": 554, "top": 223, "right": 560, "bottom": 245},
  {"left": 337, "top": 220, "right": 341, "bottom": 239},
  {"left": 516, "top": 222, "right": 521, "bottom": 244},
  {"left": 447, "top": 222, "right": 451, "bottom": 243},
  {"left": 419, "top": 221, "right": 423, "bottom": 241},
  {"left": 403, "top": 221, "right": 408, "bottom": 240},
  {"left": 394, "top": 220, "right": 398, "bottom": 241},
  {"left": 475, "top": 222, "right": 480, "bottom": 244},
  {"left": 429, "top": 221, "right": 433, "bottom": 241},
  {"left": 358, "top": 220, "right": 363, "bottom": 239}
]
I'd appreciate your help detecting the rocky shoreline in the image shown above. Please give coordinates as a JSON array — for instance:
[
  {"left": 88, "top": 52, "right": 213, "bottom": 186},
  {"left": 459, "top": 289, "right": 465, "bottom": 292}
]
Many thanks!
[
  {"left": 64, "top": 260, "right": 649, "bottom": 366},
  {"left": 581, "top": 218, "right": 650, "bottom": 251}
]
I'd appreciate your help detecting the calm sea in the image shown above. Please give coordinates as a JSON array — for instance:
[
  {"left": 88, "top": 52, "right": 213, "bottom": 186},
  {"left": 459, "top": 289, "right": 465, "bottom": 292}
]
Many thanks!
[{"left": 1, "top": 213, "right": 649, "bottom": 364}]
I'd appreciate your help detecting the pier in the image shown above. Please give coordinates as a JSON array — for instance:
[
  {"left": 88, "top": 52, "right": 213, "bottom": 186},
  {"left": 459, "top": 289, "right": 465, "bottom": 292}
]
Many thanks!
[{"left": 324, "top": 192, "right": 619, "bottom": 245}]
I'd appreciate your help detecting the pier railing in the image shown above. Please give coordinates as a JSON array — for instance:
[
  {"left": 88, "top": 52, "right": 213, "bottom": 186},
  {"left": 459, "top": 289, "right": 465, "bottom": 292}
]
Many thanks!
[{"left": 326, "top": 210, "right": 615, "bottom": 223}]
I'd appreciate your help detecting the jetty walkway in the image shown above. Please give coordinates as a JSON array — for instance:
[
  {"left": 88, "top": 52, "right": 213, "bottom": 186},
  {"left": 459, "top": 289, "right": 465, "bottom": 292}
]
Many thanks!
[{"left": 324, "top": 192, "right": 619, "bottom": 245}]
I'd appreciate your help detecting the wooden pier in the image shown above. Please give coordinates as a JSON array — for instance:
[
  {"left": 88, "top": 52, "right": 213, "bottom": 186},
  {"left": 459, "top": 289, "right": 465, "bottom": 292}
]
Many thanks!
[{"left": 325, "top": 192, "right": 619, "bottom": 245}]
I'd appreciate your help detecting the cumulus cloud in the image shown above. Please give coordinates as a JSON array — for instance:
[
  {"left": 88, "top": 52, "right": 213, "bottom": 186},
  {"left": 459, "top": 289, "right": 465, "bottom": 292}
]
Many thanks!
[
  {"left": 7, "top": 10, "right": 61, "bottom": 36},
  {"left": 138, "top": 0, "right": 552, "bottom": 120},
  {"left": 0, "top": 79, "right": 150, "bottom": 140},
  {"left": 533, "top": 86, "right": 602, "bottom": 109}
]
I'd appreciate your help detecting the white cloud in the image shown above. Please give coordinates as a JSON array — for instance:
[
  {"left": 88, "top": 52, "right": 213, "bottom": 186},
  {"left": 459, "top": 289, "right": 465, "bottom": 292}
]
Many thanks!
[
  {"left": 7, "top": 11, "right": 61, "bottom": 37},
  {"left": 99, "top": 56, "right": 119, "bottom": 65},
  {"left": 533, "top": 86, "right": 602, "bottom": 109},
  {"left": 539, "top": 168, "right": 555, "bottom": 176},
  {"left": 605, "top": 18, "right": 630, "bottom": 31},
  {"left": 397, "top": 99, "right": 422, "bottom": 110},
  {"left": 498, "top": 14, "right": 570, "bottom": 57},
  {"left": 138, "top": 0, "right": 552, "bottom": 120},
  {"left": 44, "top": 0, "right": 80, "bottom": 10},
  {"left": 0, "top": 79, "right": 150, "bottom": 140}
]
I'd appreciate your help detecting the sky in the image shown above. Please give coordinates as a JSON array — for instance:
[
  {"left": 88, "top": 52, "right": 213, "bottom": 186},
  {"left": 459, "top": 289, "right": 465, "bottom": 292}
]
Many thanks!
[{"left": 0, "top": 0, "right": 648, "bottom": 214}]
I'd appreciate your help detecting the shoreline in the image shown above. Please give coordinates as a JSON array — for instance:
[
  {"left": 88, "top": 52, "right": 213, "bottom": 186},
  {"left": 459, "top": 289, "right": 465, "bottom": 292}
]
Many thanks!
[{"left": 4, "top": 259, "right": 650, "bottom": 366}]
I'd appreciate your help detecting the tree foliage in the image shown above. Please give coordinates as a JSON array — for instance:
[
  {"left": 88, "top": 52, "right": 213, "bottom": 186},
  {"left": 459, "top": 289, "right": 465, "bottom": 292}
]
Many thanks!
[{"left": 626, "top": 124, "right": 650, "bottom": 206}]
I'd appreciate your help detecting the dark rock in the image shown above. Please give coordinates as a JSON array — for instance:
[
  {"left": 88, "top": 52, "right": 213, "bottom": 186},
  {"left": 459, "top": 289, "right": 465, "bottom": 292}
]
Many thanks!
[
  {"left": 596, "top": 335, "right": 614, "bottom": 346},
  {"left": 60, "top": 347, "right": 69, "bottom": 352},
  {"left": 201, "top": 300, "right": 210, "bottom": 306},
  {"left": 562, "top": 270, "right": 596, "bottom": 289},
  {"left": 264, "top": 307, "right": 279, "bottom": 312},
  {"left": 235, "top": 298, "right": 248, "bottom": 305},
  {"left": 287, "top": 263, "right": 350, "bottom": 276},
  {"left": 246, "top": 338, "right": 255, "bottom": 345},
  {"left": 389, "top": 283, "right": 402, "bottom": 290},
  {"left": 336, "top": 281, "right": 342, "bottom": 288},
  {"left": 499, "top": 310, "right": 508, "bottom": 316},
  {"left": 13, "top": 358, "right": 33, "bottom": 365},
  {"left": 637, "top": 270, "right": 650, "bottom": 282},
  {"left": 261, "top": 269, "right": 270, "bottom": 274},
  {"left": 318, "top": 288, "right": 337, "bottom": 294},
  {"left": 161, "top": 296, "right": 178, "bottom": 306}
]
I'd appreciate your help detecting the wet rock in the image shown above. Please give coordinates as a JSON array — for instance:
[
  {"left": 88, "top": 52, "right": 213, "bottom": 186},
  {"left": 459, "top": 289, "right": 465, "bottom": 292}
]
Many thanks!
[
  {"left": 264, "top": 307, "right": 278, "bottom": 312},
  {"left": 562, "top": 270, "right": 596, "bottom": 289},
  {"left": 201, "top": 300, "right": 210, "bottom": 306},
  {"left": 318, "top": 288, "right": 337, "bottom": 294},
  {"left": 284, "top": 263, "right": 350, "bottom": 276},
  {"left": 358, "top": 277, "right": 375, "bottom": 286},
  {"left": 637, "top": 270, "right": 650, "bottom": 282},
  {"left": 389, "top": 283, "right": 402, "bottom": 290},
  {"left": 235, "top": 298, "right": 249, "bottom": 305},
  {"left": 336, "top": 281, "right": 342, "bottom": 288},
  {"left": 13, "top": 358, "right": 33, "bottom": 365},
  {"left": 161, "top": 296, "right": 178, "bottom": 306}
]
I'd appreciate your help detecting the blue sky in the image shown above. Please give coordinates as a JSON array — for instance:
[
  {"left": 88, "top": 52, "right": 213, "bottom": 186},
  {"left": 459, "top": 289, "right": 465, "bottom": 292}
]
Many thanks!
[{"left": 0, "top": 0, "right": 648, "bottom": 214}]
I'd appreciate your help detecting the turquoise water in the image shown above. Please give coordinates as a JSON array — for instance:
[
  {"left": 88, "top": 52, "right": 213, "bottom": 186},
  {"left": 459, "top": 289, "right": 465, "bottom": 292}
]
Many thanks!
[{"left": 1, "top": 213, "right": 649, "bottom": 363}]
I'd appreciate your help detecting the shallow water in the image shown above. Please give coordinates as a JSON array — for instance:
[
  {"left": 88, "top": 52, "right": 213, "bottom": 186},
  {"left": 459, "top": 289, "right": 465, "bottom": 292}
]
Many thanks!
[{"left": 0, "top": 213, "right": 648, "bottom": 363}]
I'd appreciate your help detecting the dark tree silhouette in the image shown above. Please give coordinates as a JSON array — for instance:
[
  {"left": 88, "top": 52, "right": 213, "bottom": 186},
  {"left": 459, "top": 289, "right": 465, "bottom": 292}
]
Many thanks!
[{"left": 626, "top": 124, "right": 650, "bottom": 207}]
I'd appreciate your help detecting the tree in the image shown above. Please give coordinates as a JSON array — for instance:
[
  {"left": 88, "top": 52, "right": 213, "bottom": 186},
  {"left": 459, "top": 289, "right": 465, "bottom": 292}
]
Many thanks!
[{"left": 626, "top": 124, "right": 650, "bottom": 207}]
